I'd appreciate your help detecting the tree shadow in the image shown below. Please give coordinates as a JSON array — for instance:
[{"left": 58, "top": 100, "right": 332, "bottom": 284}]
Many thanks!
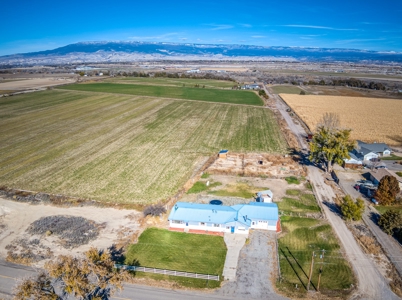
[
  {"left": 369, "top": 211, "right": 380, "bottom": 224},
  {"left": 286, "top": 247, "right": 317, "bottom": 291},
  {"left": 280, "top": 248, "right": 307, "bottom": 290},
  {"left": 323, "top": 200, "right": 342, "bottom": 217},
  {"left": 108, "top": 244, "right": 125, "bottom": 264}
]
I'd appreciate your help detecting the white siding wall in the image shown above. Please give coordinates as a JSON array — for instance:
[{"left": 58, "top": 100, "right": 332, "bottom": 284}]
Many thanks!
[
  {"left": 364, "top": 153, "right": 379, "bottom": 161},
  {"left": 169, "top": 220, "right": 249, "bottom": 234}
]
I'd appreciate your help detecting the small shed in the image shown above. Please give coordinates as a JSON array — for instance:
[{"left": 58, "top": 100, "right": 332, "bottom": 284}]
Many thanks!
[
  {"left": 256, "top": 190, "right": 273, "bottom": 203},
  {"left": 218, "top": 149, "right": 228, "bottom": 159}
]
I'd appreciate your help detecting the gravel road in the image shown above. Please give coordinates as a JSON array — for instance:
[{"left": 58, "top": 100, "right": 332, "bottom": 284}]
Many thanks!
[
  {"left": 265, "top": 83, "right": 400, "bottom": 299},
  {"left": 336, "top": 169, "right": 402, "bottom": 278},
  {"left": 217, "top": 231, "right": 288, "bottom": 300}
]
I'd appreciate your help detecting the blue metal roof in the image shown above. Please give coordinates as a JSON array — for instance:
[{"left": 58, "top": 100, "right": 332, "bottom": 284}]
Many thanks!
[
  {"left": 169, "top": 202, "right": 236, "bottom": 224},
  {"left": 219, "top": 149, "right": 228, "bottom": 154},
  {"left": 169, "top": 201, "right": 278, "bottom": 226}
]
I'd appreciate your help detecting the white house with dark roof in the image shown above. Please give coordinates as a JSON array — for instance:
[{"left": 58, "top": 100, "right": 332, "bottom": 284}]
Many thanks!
[
  {"left": 168, "top": 202, "right": 280, "bottom": 235},
  {"left": 344, "top": 141, "right": 392, "bottom": 167}
]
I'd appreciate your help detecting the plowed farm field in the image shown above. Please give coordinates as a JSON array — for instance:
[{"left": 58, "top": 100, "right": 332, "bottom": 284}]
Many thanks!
[
  {"left": 0, "top": 90, "right": 286, "bottom": 204},
  {"left": 280, "top": 94, "right": 402, "bottom": 146}
]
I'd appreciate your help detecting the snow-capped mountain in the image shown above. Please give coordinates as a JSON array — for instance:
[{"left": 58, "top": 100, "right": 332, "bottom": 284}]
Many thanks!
[{"left": 1, "top": 41, "right": 402, "bottom": 65}]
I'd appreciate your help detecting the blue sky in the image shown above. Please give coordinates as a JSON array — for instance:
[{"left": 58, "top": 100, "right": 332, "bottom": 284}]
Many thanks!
[{"left": 1, "top": 0, "right": 402, "bottom": 56}]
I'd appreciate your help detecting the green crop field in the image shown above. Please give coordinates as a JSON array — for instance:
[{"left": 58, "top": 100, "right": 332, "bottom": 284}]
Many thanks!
[
  {"left": 0, "top": 90, "right": 286, "bottom": 204},
  {"left": 106, "top": 77, "right": 236, "bottom": 88},
  {"left": 271, "top": 85, "right": 304, "bottom": 95},
  {"left": 60, "top": 82, "right": 263, "bottom": 105},
  {"left": 277, "top": 216, "right": 354, "bottom": 297}
]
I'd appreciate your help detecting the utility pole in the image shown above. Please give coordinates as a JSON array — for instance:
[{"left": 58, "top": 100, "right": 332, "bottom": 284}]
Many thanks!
[
  {"left": 317, "top": 266, "right": 323, "bottom": 291},
  {"left": 307, "top": 251, "right": 315, "bottom": 291}
]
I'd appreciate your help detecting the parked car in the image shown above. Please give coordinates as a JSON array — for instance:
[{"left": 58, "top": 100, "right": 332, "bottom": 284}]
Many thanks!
[{"left": 371, "top": 198, "right": 379, "bottom": 205}]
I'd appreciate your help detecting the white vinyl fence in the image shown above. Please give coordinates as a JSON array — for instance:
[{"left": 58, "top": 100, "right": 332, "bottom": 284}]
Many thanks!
[{"left": 115, "top": 264, "right": 220, "bottom": 281}]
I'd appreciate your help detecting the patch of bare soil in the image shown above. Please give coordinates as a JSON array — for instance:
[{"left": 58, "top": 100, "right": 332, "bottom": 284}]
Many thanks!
[
  {"left": 207, "top": 153, "right": 305, "bottom": 178},
  {"left": 0, "top": 197, "right": 142, "bottom": 267}
]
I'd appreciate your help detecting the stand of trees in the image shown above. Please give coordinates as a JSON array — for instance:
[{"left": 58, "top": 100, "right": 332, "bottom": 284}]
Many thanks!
[{"left": 13, "top": 247, "right": 129, "bottom": 300}]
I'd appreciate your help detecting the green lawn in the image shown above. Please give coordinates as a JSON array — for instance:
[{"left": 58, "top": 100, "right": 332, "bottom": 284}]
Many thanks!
[
  {"left": 277, "top": 216, "right": 355, "bottom": 297},
  {"left": 0, "top": 90, "right": 286, "bottom": 205},
  {"left": 376, "top": 205, "right": 402, "bottom": 215},
  {"left": 277, "top": 191, "right": 321, "bottom": 215},
  {"left": 381, "top": 154, "right": 402, "bottom": 161},
  {"left": 271, "top": 85, "right": 304, "bottom": 95},
  {"left": 107, "top": 77, "right": 236, "bottom": 88},
  {"left": 60, "top": 83, "right": 263, "bottom": 106},
  {"left": 124, "top": 228, "right": 226, "bottom": 287},
  {"left": 285, "top": 176, "right": 300, "bottom": 184}
]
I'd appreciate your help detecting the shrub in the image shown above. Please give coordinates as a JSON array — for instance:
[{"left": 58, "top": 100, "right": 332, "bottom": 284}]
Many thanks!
[
  {"left": 341, "top": 195, "right": 365, "bottom": 221},
  {"left": 143, "top": 204, "right": 166, "bottom": 217},
  {"left": 201, "top": 172, "right": 210, "bottom": 179},
  {"left": 378, "top": 210, "right": 402, "bottom": 235}
]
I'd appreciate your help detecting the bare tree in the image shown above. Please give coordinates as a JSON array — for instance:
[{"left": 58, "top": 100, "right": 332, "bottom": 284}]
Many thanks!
[
  {"left": 316, "top": 112, "right": 341, "bottom": 131},
  {"left": 13, "top": 272, "right": 59, "bottom": 300}
]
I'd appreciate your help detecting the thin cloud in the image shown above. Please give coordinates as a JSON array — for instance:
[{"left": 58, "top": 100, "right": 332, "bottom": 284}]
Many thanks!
[
  {"left": 251, "top": 35, "right": 266, "bottom": 38},
  {"left": 205, "top": 24, "right": 234, "bottom": 30},
  {"left": 283, "top": 25, "right": 358, "bottom": 31},
  {"left": 335, "top": 38, "right": 386, "bottom": 44},
  {"left": 239, "top": 23, "right": 252, "bottom": 28}
]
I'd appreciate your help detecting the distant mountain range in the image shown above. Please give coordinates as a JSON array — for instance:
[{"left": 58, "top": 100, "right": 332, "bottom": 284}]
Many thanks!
[{"left": 1, "top": 41, "right": 402, "bottom": 65}]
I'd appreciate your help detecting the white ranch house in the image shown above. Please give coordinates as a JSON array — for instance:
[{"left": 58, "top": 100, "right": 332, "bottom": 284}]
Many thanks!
[{"left": 168, "top": 202, "right": 280, "bottom": 235}]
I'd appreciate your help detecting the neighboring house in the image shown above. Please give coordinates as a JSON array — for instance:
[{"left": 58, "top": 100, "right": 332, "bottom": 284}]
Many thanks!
[
  {"left": 168, "top": 201, "right": 280, "bottom": 235},
  {"left": 343, "top": 140, "right": 392, "bottom": 167},
  {"left": 356, "top": 140, "right": 391, "bottom": 158},
  {"left": 343, "top": 152, "right": 363, "bottom": 169},
  {"left": 369, "top": 169, "right": 396, "bottom": 185},
  {"left": 256, "top": 190, "right": 273, "bottom": 203},
  {"left": 241, "top": 84, "right": 260, "bottom": 90}
]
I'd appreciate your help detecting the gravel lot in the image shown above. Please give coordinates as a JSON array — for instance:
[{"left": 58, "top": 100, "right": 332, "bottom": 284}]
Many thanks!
[{"left": 217, "top": 230, "right": 288, "bottom": 300}]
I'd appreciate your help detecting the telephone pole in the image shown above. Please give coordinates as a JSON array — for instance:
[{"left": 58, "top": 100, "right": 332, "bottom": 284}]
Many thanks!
[
  {"left": 307, "top": 251, "right": 315, "bottom": 291},
  {"left": 317, "top": 266, "right": 323, "bottom": 291}
]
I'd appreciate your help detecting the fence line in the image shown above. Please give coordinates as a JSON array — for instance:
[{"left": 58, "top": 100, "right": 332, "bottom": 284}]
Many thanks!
[{"left": 114, "top": 264, "right": 220, "bottom": 281}]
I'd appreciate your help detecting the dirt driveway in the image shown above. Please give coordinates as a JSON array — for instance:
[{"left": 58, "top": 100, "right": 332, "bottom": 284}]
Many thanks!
[{"left": 217, "top": 230, "right": 288, "bottom": 299}]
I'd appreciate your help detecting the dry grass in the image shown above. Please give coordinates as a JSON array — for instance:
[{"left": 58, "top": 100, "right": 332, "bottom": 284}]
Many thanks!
[{"left": 280, "top": 94, "right": 402, "bottom": 146}]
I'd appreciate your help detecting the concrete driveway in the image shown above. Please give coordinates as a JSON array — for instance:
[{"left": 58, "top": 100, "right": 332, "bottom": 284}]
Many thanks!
[{"left": 222, "top": 233, "right": 247, "bottom": 281}]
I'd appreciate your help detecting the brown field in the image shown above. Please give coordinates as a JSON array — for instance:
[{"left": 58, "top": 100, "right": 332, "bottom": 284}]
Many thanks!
[{"left": 280, "top": 94, "right": 402, "bottom": 146}]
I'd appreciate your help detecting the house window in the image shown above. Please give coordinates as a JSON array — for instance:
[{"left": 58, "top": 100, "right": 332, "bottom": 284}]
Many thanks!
[
  {"left": 213, "top": 224, "right": 220, "bottom": 227},
  {"left": 172, "top": 220, "right": 183, "bottom": 224},
  {"left": 226, "top": 226, "right": 230, "bottom": 230},
  {"left": 200, "top": 222, "right": 205, "bottom": 226}
]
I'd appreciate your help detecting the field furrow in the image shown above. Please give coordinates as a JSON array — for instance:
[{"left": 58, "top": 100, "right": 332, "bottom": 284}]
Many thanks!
[{"left": 0, "top": 90, "right": 286, "bottom": 204}]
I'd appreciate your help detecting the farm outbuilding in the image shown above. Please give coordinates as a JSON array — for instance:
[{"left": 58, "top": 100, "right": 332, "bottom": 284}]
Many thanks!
[
  {"left": 256, "top": 190, "right": 273, "bottom": 203},
  {"left": 218, "top": 149, "right": 229, "bottom": 159},
  {"left": 168, "top": 201, "right": 280, "bottom": 235}
]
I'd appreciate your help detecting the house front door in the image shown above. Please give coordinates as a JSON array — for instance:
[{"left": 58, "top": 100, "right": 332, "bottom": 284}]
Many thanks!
[{"left": 231, "top": 226, "right": 235, "bottom": 233}]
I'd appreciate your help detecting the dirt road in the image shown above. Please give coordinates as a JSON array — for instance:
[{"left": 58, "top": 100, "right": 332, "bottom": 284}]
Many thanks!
[
  {"left": 264, "top": 83, "right": 400, "bottom": 299},
  {"left": 308, "top": 166, "right": 399, "bottom": 299},
  {"left": 336, "top": 169, "right": 402, "bottom": 277}
]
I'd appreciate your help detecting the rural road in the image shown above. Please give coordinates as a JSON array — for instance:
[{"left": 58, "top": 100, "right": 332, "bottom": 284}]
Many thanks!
[
  {"left": 265, "top": 84, "right": 400, "bottom": 299},
  {"left": 0, "top": 260, "right": 231, "bottom": 300},
  {"left": 336, "top": 170, "right": 402, "bottom": 277}
]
